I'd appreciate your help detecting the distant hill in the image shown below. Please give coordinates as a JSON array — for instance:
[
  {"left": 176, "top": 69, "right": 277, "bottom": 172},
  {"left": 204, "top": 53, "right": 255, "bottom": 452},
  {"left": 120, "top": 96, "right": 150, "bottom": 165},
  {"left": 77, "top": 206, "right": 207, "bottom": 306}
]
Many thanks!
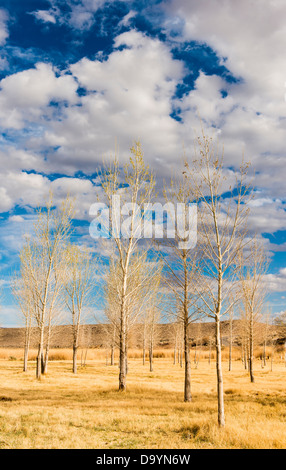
[{"left": 0, "top": 321, "right": 284, "bottom": 349}]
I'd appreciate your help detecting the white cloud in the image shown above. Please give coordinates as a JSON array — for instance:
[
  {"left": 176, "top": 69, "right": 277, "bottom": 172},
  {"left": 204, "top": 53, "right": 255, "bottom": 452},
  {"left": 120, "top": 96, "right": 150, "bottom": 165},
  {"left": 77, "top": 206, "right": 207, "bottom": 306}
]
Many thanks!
[
  {"left": 118, "top": 10, "right": 136, "bottom": 28},
  {"left": 264, "top": 268, "right": 286, "bottom": 293},
  {"left": 50, "top": 177, "right": 99, "bottom": 219},
  {"left": 163, "top": 0, "right": 286, "bottom": 198},
  {"left": 0, "top": 63, "right": 78, "bottom": 129},
  {"left": 32, "top": 10, "right": 57, "bottom": 24},
  {"left": 8, "top": 215, "right": 24, "bottom": 223},
  {"left": 0, "top": 55, "right": 8, "bottom": 71},
  {"left": 31, "top": 0, "right": 121, "bottom": 31},
  {"left": 166, "top": 0, "right": 286, "bottom": 104},
  {"left": 0, "top": 171, "right": 50, "bottom": 212},
  {"left": 247, "top": 199, "right": 286, "bottom": 234},
  {"left": 0, "top": 4, "right": 285, "bottom": 246},
  {"left": 32, "top": 30, "right": 184, "bottom": 173},
  {"left": 0, "top": 9, "right": 8, "bottom": 46}
]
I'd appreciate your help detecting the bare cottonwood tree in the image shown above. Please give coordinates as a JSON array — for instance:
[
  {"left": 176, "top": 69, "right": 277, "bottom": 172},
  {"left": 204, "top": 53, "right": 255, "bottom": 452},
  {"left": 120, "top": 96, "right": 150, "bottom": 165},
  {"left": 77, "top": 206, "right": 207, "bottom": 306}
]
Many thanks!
[
  {"left": 19, "top": 193, "right": 74, "bottom": 379},
  {"left": 12, "top": 277, "right": 34, "bottom": 371},
  {"left": 104, "top": 249, "right": 159, "bottom": 387},
  {"left": 185, "top": 131, "right": 252, "bottom": 427},
  {"left": 160, "top": 174, "right": 201, "bottom": 401},
  {"left": 64, "top": 244, "right": 93, "bottom": 373},
  {"left": 42, "top": 256, "right": 67, "bottom": 374},
  {"left": 239, "top": 239, "right": 268, "bottom": 382},
  {"left": 170, "top": 321, "right": 182, "bottom": 365},
  {"left": 137, "top": 263, "right": 162, "bottom": 371},
  {"left": 142, "top": 315, "right": 148, "bottom": 366},
  {"left": 97, "top": 142, "right": 156, "bottom": 391}
]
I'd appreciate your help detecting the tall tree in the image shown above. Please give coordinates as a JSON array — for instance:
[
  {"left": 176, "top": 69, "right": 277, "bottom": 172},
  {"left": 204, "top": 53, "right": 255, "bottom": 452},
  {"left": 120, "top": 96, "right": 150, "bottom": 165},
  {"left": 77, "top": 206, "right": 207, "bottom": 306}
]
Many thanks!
[
  {"left": 19, "top": 193, "right": 73, "bottom": 379},
  {"left": 12, "top": 277, "right": 34, "bottom": 372},
  {"left": 185, "top": 131, "right": 252, "bottom": 427},
  {"left": 97, "top": 142, "right": 156, "bottom": 391},
  {"left": 64, "top": 245, "right": 93, "bottom": 374},
  {"left": 239, "top": 238, "right": 268, "bottom": 382},
  {"left": 161, "top": 174, "right": 200, "bottom": 402}
]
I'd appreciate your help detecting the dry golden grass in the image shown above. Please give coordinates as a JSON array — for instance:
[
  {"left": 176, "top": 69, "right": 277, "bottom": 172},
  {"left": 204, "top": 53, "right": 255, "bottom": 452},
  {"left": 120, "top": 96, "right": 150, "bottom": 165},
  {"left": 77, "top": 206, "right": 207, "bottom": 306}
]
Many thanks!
[
  {"left": 0, "top": 351, "right": 285, "bottom": 449},
  {"left": 0, "top": 348, "right": 174, "bottom": 361},
  {"left": 0, "top": 346, "right": 276, "bottom": 361}
]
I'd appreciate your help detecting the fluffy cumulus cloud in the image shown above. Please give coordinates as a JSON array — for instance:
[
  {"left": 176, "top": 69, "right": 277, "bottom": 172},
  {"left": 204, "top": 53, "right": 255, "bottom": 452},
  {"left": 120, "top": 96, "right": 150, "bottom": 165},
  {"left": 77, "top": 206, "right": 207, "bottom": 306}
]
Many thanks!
[
  {"left": 0, "top": 63, "right": 78, "bottom": 129},
  {"left": 1, "top": 0, "right": 286, "bottom": 314},
  {"left": 166, "top": 0, "right": 286, "bottom": 196},
  {"left": 166, "top": 0, "right": 286, "bottom": 101},
  {"left": 33, "top": 30, "right": 184, "bottom": 174},
  {"left": 264, "top": 268, "right": 286, "bottom": 293},
  {"left": 247, "top": 198, "right": 286, "bottom": 234}
]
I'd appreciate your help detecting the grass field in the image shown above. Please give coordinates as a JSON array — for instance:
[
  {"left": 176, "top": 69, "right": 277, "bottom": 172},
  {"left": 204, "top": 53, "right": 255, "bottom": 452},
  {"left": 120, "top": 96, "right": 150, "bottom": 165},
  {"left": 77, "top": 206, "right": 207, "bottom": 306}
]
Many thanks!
[{"left": 0, "top": 350, "right": 285, "bottom": 449}]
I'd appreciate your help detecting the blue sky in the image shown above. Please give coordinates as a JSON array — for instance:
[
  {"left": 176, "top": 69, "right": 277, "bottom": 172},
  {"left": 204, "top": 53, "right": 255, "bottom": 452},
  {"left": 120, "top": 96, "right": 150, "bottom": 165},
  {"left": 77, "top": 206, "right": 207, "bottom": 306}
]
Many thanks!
[{"left": 0, "top": 0, "right": 286, "bottom": 325}]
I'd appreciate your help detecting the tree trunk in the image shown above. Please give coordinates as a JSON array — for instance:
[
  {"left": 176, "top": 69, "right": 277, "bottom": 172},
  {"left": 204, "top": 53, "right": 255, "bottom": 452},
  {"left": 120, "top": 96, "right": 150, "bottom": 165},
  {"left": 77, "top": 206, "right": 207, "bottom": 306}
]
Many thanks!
[
  {"left": 36, "top": 347, "right": 42, "bottom": 380},
  {"left": 249, "top": 314, "right": 255, "bottom": 383},
  {"left": 215, "top": 316, "right": 225, "bottom": 427},
  {"left": 241, "top": 342, "right": 244, "bottom": 366},
  {"left": 111, "top": 344, "right": 114, "bottom": 366},
  {"left": 195, "top": 343, "right": 201, "bottom": 369},
  {"left": 118, "top": 274, "right": 127, "bottom": 391},
  {"left": 43, "top": 347, "right": 48, "bottom": 374},
  {"left": 149, "top": 342, "right": 153, "bottom": 372},
  {"left": 119, "top": 327, "right": 126, "bottom": 391},
  {"left": 73, "top": 344, "right": 78, "bottom": 374},
  {"left": 83, "top": 348, "right": 88, "bottom": 366},
  {"left": 36, "top": 325, "right": 45, "bottom": 380},
  {"left": 23, "top": 344, "right": 29, "bottom": 372},
  {"left": 244, "top": 341, "right": 248, "bottom": 370},
  {"left": 143, "top": 336, "right": 146, "bottom": 366},
  {"left": 184, "top": 321, "right": 191, "bottom": 402},
  {"left": 263, "top": 340, "right": 267, "bottom": 367}
]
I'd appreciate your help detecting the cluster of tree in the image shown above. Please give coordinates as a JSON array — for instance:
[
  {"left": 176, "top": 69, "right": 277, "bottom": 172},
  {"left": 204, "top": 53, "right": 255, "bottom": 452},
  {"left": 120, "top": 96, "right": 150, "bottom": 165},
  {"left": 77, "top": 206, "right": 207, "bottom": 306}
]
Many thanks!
[
  {"left": 14, "top": 133, "right": 283, "bottom": 428},
  {"left": 13, "top": 195, "right": 94, "bottom": 379}
]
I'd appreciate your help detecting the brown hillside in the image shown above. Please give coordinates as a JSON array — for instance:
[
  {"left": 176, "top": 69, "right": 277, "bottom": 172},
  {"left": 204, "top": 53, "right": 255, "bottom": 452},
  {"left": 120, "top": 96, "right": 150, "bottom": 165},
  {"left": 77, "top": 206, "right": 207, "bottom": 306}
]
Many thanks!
[{"left": 0, "top": 320, "right": 283, "bottom": 349}]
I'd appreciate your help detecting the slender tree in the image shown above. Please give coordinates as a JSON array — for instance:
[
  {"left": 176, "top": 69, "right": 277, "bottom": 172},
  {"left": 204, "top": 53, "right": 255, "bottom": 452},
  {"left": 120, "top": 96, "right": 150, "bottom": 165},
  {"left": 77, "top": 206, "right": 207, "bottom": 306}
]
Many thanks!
[
  {"left": 239, "top": 238, "right": 268, "bottom": 383},
  {"left": 97, "top": 142, "right": 156, "bottom": 391},
  {"left": 161, "top": 174, "right": 201, "bottom": 402},
  {"left": 12, "top": 278, "right": 34, "bottom": 372},
  {"left": 185, "top": 131, "right": 252, "bottom": 426},
  {"left": 19, "top": 193, "right": 74, "bottom": 379},
  {"left": 64, "top": 245, "right": 93, "bottom": 374},
  {"left": 104, "top": 251, "right": 159, "bottom": 388}
]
